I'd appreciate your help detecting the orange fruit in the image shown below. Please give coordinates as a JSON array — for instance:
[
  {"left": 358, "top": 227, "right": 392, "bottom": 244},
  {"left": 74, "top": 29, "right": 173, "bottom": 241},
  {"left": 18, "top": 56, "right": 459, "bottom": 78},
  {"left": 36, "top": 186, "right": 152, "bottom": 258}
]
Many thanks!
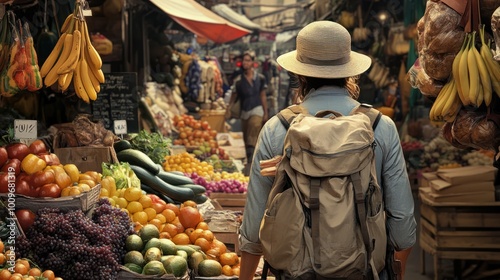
[
  {"left": 134, "top": 222, "right": 143, "bottom": 232},
  {"left": 0, "top": 269, "right": 11, "bottom": 280},
  {"left": 205, "top": 247, "right": 221, "bottom": 260},
  {"left": 148, "top": 219, "right": 164, "bottom": 231},
  {"left": 182, "top": 200, "right": 198, "bottom": 208},
  {"left": 232, "top": 266, "right": 240, "bottom": 276},
  {"left": 0, "top": 254, "right": 5, "bottom": 266},
  {"left": 161, "top": 209, "right": 176, "bottom": 223},
  {"left": 13, "top": 263, "right": 28, "bottom": 275},
  {"left": 16, "top": 259, "right": 30, "bottom": 270},
  {"left": 220, "top": 252, "right": 239, "bottom": 266},
  {"left": 164, "top": 203, "right": 180, "bottom": 216},
  {"left": 212, "top": 239, "right": 227, "bottom": 254},
  {"left": 178, "top": 206, "right": 201, "bottom": 229},
  {"left": 138, "top": 195, "right": 152, "bottom": 208},
  {"left": 41, "top": 270, "right": 55, "bottom": 280},
  {"left": 171, "top": 233, "right": 190, "bottom": 245},
  {"left": 127, "top": 201, "right": 143, "bottom": 214},
  {"left": 144, "top": 207, "right": 157, "bottom": 221},
  {"left": 184, "top": 227, "right": 195, "bottom": 236},
  {"left": 0, "top": 240, "right": 4, "bottom": 252},
  {"left": 172, "top": 217, "right": 185, "bottom": 234},
  {"left": 194, "top": 237, "right": 211, "bottom": 252},
  {"left": 196, "top": 221, "right": 209, "bottom": 230},
  {"left": 150, "top": 202, "right": 166, "bottom": 214},
  {"left": 201, "top": 230, "right": 214, "bottom": 242},
  {"left": 154, "top": 214, "right": 167, "bottom": 224},
  {"left": 159, "top": 232, "right": 171, "bottom": 239},
  {"left": 124, "top": 187, "right": 142, "bottom": 202},
  {"left": 222, "top": 265, "right": 233, "bottom": 276},
  {"left": 28, "top": 268, "right": 42, "bottom": 276},
  {"left": 8, "top": 274, "right": 22, "bottom": 280},
  {"left": 162, "top": 223, "right": 178, "bottom": 238},
  {"left": 189, "top": 228, "right": 204, "bottom": 244},
  {"left": 132, "top": 211, "right": 149, "bottom": 225}
]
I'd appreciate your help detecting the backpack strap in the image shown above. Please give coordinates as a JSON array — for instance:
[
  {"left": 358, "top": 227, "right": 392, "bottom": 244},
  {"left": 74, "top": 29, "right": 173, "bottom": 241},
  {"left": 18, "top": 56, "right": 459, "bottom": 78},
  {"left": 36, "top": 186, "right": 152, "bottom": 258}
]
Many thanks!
[
  {"left": 277, "top": 104, "right": 309, "bottom": 130},
  {"left": 351, "top": 104, "right": 382, "bottom": 131},
  {"left": 351, "top": 172, "right": 374, "bottom": 279}
]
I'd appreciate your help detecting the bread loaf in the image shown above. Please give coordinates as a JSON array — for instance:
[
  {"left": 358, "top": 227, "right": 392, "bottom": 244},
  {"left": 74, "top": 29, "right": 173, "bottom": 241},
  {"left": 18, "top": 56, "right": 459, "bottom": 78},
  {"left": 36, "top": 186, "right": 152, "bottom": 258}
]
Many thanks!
[{"left": 419, "top": 1, "right": 465, "bottom": 81}]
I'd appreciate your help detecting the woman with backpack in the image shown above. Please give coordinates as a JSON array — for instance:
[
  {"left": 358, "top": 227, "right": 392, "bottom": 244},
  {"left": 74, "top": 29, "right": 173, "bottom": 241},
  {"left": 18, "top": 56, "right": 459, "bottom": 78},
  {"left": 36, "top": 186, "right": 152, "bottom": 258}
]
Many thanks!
[{"left": 238, "top": 21, "right": 417, "bottom": 280}]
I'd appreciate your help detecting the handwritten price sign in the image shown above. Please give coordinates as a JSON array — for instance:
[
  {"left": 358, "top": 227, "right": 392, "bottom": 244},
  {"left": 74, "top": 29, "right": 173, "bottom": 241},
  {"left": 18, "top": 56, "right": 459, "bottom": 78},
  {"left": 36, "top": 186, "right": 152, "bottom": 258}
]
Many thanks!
[
  {"left": 114, "top": 120, "right": 127, "bottom": 135},
  {"left": 14, "top": 119, "right": 37, "bottom": 139}
]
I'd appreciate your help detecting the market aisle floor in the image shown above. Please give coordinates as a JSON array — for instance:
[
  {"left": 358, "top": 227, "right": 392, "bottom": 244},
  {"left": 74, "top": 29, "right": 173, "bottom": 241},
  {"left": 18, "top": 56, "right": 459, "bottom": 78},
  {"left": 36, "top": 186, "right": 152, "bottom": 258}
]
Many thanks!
[{"left": 405, "top": 193, "right": 434, "bottom": 280}]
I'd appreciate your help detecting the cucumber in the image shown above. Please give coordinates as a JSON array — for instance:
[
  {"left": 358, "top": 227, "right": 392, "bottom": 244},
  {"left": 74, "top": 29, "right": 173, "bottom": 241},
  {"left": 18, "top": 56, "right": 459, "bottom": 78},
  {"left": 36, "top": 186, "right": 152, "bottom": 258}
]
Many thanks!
[
  {"left": 117, "top": 149, "right": 161, "bottom": 175},
  {"left": 193, "top": 194, "right": 208, "bottom": 204},
  {"left": 141, "top": 184, "right": 176, "bottom": 204},
  {"left": 167, "top": 170, "right": 187, "bottom": 176},
  {"left": 131, "top": 164, "right": 195, "bottom": 203},
  {"left": 156, "top": 169, "right": 193, "bottom": 185},
  {"left": 175, "top": 184, "right": 206, "bottom": 195},
  {"left": 113, "top": 139, "right": 132, "bottom": 152}
]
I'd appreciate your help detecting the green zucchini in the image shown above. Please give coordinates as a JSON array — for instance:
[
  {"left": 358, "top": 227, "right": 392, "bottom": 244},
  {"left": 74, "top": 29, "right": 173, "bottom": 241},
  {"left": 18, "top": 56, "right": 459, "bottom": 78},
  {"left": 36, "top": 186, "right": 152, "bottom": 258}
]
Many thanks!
[
  {"left": 193, "top": 194, "right": 208, "bottom": 204},
  {"left": 157, "top": 169, "right": 193, "bottom": 185},
  {"left": 131, "top": 164, "right": 195, "bottom": 203},
  {"left": 113, "top": 139, "right": 132, "bottom": 152},
  {"left": 141, "top": 184, "right": 175, "bottom": 204},
  {"left": 175, "top": 184, "right": 206, "bottom": 195},
  {"left": 117, "top": 149, "right": 161, "bottom": 175}
]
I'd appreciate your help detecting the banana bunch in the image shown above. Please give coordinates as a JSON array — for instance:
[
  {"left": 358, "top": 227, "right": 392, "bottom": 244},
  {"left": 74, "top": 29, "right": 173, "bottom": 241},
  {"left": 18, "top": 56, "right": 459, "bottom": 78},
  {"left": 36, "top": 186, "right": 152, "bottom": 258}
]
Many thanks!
[
  {"left": 454, "top": 26, "right": 499, "bottom": 108},
  {"left": 40, "top": 7, "right": 104, "bottom": 103},
  {"left": 429, "top": 77, "right": 461, "bottom": 123}
]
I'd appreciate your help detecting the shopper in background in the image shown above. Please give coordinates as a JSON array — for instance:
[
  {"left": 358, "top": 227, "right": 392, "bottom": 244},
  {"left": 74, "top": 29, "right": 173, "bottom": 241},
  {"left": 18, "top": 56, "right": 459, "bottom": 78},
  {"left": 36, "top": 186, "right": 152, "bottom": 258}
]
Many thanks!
[
  {"left": 226, "top": 51, "right": 268, "bottom": 175},
  {"left": 238, "top": 21, "right": 416, "bottom": 279}
]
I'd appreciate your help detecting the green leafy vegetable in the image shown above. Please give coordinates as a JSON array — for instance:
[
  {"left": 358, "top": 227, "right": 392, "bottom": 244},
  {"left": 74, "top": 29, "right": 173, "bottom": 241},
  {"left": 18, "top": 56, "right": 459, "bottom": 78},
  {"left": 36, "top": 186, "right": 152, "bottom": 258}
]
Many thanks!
[
  {"left": 102, "top": 162, "right": 141, "bottom": 189},
  {"left": 129, "top": 130, "right": 172, "bottom": 164}
]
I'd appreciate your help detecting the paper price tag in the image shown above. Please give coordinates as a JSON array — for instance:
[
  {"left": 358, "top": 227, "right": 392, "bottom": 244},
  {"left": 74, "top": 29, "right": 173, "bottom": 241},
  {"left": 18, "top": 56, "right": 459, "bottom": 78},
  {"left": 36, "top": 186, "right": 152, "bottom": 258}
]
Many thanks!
[
  {"left": 14, "top": 119, "right": 37, "bottom": 139},
  {"left": 114, "top": 120, "right": 127, "bottom": 135}
]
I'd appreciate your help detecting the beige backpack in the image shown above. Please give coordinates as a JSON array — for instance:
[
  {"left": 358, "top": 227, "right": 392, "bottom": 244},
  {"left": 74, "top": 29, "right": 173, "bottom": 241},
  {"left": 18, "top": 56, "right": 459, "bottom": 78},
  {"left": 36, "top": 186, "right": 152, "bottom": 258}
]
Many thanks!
[{"left": 259, "top": 104, "right": 386, "bottom": 279}]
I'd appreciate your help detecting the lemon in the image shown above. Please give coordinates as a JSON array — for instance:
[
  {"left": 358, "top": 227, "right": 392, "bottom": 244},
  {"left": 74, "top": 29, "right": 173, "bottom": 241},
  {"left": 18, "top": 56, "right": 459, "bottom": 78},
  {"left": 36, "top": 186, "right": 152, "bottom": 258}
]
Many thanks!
[
  {"left": 127, "top": 201, "right": 143, "bottom": 214},
  {"left": 116, "top": 197, "right": 128, "bottom": 209},
  {"left": 124, "top": 187, "right": 142, "bottom": 202},
  {"left": 132, "top": 211, "right": 149, "bottom": 225}
]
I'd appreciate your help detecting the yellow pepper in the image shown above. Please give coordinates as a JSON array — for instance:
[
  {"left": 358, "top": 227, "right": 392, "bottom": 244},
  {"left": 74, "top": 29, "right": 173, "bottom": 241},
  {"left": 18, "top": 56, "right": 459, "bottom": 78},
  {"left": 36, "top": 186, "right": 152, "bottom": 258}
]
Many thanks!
[
  {"left": 63, "top": 164, "right": 80, "bottom": 183},
  {"left": 21, "top": 153, "right": 47, "bottom": 175},
  {"left": 101, "top": 176, "right": 117, "bottom": 197}
]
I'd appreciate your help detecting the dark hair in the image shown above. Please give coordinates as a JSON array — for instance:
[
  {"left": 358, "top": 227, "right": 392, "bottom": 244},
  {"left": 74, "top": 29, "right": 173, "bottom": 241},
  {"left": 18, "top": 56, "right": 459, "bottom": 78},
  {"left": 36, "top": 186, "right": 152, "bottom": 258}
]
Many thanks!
[
  {"left": 294, "top": 75, "right": 360, "bottom": 102},
  {"left": 242, "top": 51, "right": 255, "bottom": 61}
]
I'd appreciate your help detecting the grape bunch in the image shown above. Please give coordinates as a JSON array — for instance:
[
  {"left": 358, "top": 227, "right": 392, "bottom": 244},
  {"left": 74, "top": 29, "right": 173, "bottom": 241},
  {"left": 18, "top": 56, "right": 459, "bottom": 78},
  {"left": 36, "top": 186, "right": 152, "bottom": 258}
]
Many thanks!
[
  {"left": 189, "top": 172, "right": 247, "bottom": 196},
  {"left": 16, "top": 199, "right": 134, "bottom": 280}
]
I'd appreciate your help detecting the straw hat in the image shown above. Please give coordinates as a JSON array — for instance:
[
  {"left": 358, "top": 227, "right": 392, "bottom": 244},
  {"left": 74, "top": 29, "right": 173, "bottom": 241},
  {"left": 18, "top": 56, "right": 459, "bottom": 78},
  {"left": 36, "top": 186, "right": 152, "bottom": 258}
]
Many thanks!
[{"left": 277, "top": 21, "right": 372, "bottom": 79}]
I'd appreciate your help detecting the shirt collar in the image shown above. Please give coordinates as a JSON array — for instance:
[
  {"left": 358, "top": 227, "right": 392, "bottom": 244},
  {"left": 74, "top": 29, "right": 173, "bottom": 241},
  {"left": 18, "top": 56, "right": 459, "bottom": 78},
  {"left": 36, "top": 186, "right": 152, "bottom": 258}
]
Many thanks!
[{"left": 302, "top": 86, "right": 349, "bottom": 102}]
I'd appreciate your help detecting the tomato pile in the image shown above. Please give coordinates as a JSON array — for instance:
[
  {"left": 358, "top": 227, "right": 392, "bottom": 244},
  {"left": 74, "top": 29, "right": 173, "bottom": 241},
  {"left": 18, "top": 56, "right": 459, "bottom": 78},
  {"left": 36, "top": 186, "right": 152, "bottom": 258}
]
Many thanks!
[{"left": 0, "top": 141, "right": 100, "bottom": 198}]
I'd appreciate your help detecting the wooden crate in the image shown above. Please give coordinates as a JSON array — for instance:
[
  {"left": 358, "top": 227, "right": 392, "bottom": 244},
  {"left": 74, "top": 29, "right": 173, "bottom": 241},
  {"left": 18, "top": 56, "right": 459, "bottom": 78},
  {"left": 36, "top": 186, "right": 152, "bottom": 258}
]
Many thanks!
[
  {"left": 209, "top": 193, "right": 246, "bottom": 212},
  {"left": 419, "top": 195, "right": 500, "bottom": 280}
]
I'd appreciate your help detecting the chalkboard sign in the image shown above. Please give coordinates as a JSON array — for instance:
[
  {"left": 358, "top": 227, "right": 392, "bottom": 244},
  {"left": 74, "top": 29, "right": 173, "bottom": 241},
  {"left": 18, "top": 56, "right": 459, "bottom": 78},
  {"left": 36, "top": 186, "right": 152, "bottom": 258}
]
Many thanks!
[{"left": 91, "top": 73, "right": 139, "bottom": 133}]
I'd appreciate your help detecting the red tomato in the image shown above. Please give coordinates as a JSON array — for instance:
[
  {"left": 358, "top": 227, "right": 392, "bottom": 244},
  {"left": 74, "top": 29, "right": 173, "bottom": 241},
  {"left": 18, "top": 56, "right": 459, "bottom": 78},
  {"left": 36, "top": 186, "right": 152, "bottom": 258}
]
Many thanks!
[
  {"left": 6, "top": 143, "right": 30, "bottom": 161},
  {"left": 30, "top": 170, "right": 56, "bottom": 189},
  {"left": 147, "top": 194, "right": 161, "bottom": 203},
  {"left": 15, "top": 209, "right": 36, "bottom": 232},
  {"left": 28, "top": 139, "right": 47, "bottom": 155},
  {"left": 15, "top": 179, "right": 31, "bottom": 196},
  {"left": 0, "top": 172, "right": 9, "bottom": 193},
  {"left": 0, "top": 147, "right": 7, "bottom": 169},
  {"left": 1, "top": 158, "right": 21, "bottom": 175},
  {"left": 38, "top": 183, "right": 61, "bottom": 198}
]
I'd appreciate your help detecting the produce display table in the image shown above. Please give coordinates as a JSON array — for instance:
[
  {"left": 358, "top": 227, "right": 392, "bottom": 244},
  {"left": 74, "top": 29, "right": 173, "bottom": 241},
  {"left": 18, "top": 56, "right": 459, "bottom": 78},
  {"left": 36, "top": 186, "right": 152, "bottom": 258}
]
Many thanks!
[{"left": 419, "top": 194, "right": 500, "bottom": 280}]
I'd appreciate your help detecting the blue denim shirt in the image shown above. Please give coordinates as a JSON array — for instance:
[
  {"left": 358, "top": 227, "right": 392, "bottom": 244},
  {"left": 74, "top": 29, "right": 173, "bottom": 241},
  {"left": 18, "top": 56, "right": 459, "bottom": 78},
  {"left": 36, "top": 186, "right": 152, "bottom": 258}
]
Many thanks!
[{"left": 239, "top": 86, "right": 417, "bottom": 277}]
